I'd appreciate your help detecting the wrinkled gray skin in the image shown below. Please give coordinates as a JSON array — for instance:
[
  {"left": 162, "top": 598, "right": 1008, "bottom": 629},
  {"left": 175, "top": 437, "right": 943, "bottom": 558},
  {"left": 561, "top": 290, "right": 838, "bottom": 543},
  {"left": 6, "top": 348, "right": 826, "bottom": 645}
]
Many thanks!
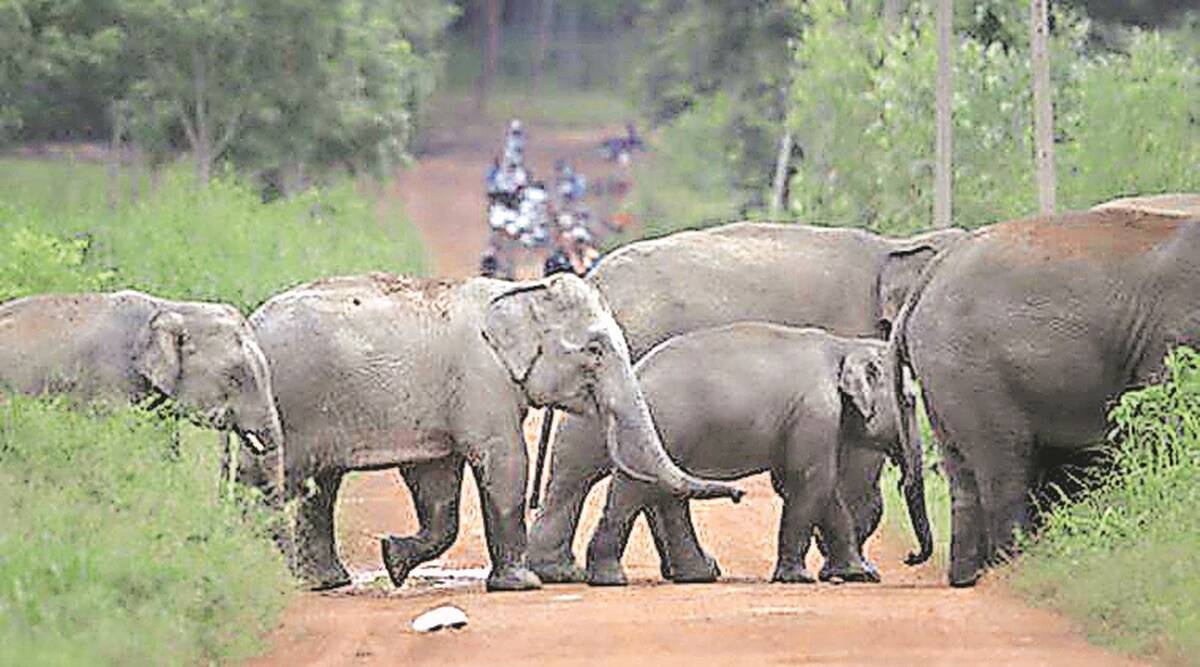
[
  {"left": 240, "top": 272, "right": 741, "bottom": 592},
  {"left": 582, "top": 323, "right": 933, "bottom": 586},
  {"left": 527, "top": 222, "right": 964, "bottom": 583},
  {"left": 895, "top": 209, "right": 1200, "bottom": 587},
  {"left": 1092, "top": 192, "right": 1200, "bottom": 218},
  {"left": 0, "top": 290, "right": 283, "bottom": 455}
]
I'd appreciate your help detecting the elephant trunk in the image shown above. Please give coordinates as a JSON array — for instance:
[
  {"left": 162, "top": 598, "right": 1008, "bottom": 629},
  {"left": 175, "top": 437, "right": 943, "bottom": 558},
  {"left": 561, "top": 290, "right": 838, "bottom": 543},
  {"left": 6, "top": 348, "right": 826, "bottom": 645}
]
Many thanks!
[
  {"left": 891, "top": 342, "right": 933, "bottom": 566},
  {"left": 596, "top": 361, "right": 743, "bottom": 503}
]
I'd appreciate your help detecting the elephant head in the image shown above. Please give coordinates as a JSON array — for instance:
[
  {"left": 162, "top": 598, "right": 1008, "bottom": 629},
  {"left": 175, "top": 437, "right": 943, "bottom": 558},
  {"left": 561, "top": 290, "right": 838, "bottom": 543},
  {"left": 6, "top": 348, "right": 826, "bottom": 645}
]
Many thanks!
[
  {"left": 483, "top": 274, "right": 743, "bottom": 502},
  {"left": 134, "top": 303, "right": 283, "bottom": 455},
  {"left": 838, "top": 344, "right": 933, "bottom": 565},
  {"left": 875, "top": 229, "right": 967, "bottom": 337}
]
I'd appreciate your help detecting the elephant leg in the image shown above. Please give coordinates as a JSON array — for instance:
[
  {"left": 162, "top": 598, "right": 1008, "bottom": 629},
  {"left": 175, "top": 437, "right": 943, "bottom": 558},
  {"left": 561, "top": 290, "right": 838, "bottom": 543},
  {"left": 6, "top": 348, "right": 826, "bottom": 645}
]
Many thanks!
[
  {"left": 294, "top": 468, "right": 350, "bottom": 590},
  {"left": 942, "top": 441, "right": 987, "bottom": 587},
  {"left": 815, "top": 448, "right": 884, "bottom": 570},
  {"left": 528, "top": 415, "right": 609, "bottom": 584},
  {"left": 643, "top": 501, "right": 677, "bottom": 580},
  {"left": 975, "top": 436, "right": 1036, "bottom": 567},
  {"left": 469, "top": 438, "right": 541, "bottom": 592},
  {"left": 816, "top": 486, "right": 878, "bottom": 583},
  {"left": 649, "top": 494, "right": 720, "bottom": 583},
  {"left": 771, "top": 468, "right": 831, "bottom": 584},
  {"left": 585, "top": 473, "right": 647, "bottom": 586},
  {"left": 381, "top": 456, "right": 464, "bottom": 588}
]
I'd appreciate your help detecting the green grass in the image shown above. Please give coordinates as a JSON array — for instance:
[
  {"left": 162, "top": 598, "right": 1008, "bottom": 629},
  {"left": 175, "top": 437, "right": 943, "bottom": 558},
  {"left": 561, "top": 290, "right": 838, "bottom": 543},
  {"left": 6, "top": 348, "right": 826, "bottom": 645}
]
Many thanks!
[
  {"left": 884, "top": 349, "right": 1200, "bottom": 661},
  {"left": 0, "top": 158, "right": 428, "bottom": 312},
  {"left": 0, "top": 396, "right": 292, "bottom": 665},
  {"left": 0, "top": 156, "right": 431, "bottom": 664},
  {"left": 1010, "top": 348, "right": 1200, "bottom": 661}
]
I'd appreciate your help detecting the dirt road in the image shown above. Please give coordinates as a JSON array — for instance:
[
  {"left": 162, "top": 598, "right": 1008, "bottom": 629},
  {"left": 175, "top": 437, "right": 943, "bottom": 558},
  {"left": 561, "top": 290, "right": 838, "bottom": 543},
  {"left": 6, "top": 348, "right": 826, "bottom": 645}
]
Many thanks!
[{"left": 249, "top": 99, "right": 1142, "bottom": 666}]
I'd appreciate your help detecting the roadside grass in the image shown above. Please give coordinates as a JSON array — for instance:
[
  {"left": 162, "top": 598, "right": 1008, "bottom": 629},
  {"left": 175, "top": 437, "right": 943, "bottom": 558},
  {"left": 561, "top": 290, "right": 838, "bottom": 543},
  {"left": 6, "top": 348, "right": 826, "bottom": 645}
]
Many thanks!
[
  {"left": 0, "top": 157, "right": 430, "bottom": 664},
  {"left": 0, "top": 396, "right": 292, "bottom": 665},
  {"left": 885, "top": 348, "right": 1200, "bottom": 661},
  {"left": 0, "top": 158, "right": 429, "bottom": 312},
  {"left": 1010, "top": 347, "right": 1200, "bottom": 661}
]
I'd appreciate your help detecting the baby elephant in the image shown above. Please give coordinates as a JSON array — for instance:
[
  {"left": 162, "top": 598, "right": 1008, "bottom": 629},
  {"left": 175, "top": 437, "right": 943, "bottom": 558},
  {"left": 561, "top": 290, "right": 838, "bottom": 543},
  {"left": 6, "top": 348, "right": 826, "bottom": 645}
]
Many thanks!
[{"left": 583, "top": 323, "right": 933, "bottom": 586}]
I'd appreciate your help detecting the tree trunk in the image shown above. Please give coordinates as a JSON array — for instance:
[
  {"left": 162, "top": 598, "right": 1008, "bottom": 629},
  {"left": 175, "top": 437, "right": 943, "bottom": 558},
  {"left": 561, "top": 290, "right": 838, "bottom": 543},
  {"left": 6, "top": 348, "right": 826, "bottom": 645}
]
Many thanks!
[
  {"left": 933, "top": 0, "right": 953, "bottom": 229},
  {"left": 770, "top": 129, "right": 793, "bottom": 217},
  {"left": 564, "top": 1, "right": 582, "bottom": 87},
  {"left": 883, "top": 0, "right": 903, "bottom": 33},
  {"left": 477, "top": 0, "right": 503, "bottom": 111},
  {"left": 1030, "top": 0, "right": 1057, "bottom": 214},
  {"left": 534, "top": 0, "right": 555, "bottom": 92},
  {"left": 106, "top": 109, "right": 123, "bottom": 212}
]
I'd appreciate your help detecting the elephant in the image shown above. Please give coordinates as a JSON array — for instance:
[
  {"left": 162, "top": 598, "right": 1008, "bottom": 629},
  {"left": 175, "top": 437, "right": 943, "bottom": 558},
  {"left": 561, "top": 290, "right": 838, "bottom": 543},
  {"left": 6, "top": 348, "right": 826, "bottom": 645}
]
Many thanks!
[
  {"left": 0, "top": 290, "right": 283, "bottom": 455},
  {"left": 238, "top": 272, "right": 743, "bottom": 592},
  {"left": 527, "top": 222, "right": 964, "bottom": 583},
  {"left": 893, "top": 208, "right": 1200, "bottom": 587},
  {"left": 581, "top": 323, "right": 933, "bottom": 586},
  {"left": 1093, "top": 192, "right": 1200, "bottom": 218}
]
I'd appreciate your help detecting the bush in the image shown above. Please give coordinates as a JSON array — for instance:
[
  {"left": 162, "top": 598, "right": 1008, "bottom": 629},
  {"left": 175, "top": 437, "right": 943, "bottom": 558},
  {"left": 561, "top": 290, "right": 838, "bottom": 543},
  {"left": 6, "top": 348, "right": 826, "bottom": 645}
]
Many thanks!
[
  {"left": 624, "top": 95, "right": 743, "bottom": 238},
  {"left": 0, "top": 159, "right": 428, "bottom": 312},
  {"left": 0, "top": 218, "right": 113, "bottom": 301},
  {"left": 0, "top": 396, "right": 292, "bottom": 665},
  {"left": 1011, "top": 347, "right": 1200, "bottom": 660}
]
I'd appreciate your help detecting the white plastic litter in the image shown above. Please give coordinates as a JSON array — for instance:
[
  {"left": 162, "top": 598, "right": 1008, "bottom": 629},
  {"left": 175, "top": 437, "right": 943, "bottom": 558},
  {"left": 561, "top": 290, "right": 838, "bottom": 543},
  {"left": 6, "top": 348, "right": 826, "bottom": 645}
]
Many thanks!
[{"left": 411, "top": 606, "right": 469, "bottom": 633}]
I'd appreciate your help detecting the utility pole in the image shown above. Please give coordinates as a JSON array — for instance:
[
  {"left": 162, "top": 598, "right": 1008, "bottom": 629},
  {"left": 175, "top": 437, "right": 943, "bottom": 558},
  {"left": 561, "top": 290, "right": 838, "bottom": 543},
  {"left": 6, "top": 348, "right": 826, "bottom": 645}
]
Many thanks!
[
  {"left": 933, "top": 0, "right": 953, "bottom": 229},
  {"left": 1030, "top": 0, "right": 1057, "bottom": 214}
]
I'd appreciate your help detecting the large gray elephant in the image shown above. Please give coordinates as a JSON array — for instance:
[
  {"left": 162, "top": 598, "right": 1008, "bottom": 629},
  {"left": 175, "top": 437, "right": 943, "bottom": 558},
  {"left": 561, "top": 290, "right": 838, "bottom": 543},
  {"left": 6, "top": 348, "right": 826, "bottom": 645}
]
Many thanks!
[
  {"left": 894, "top": 208, "right": 1200, "bottom": 587},
  {"left": 0, "top": 290, "right": 283, "bottom": 454},
  {"left": 527, "top": 222, "right": 964, "bottom": 583},
  {"left": 240, "top": 272, "right": 742, "bottom": 592},
  {"left": 582, "top": 323, "right": 933, "bottom": 586}
]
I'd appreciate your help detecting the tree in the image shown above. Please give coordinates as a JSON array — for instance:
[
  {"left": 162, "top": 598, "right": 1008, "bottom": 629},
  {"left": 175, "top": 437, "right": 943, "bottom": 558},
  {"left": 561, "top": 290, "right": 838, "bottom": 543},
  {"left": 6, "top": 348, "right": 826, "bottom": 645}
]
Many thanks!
[
  {"left": 934, "top": 0, "right": 953, "bottom": 229},
  {"left": 1030, "top": 0, "right": 1056, "bottom": 214},
  {"left": 477, "top": 0, "right": 503, "bottom": 109},
  {"left": 883, "top": 0, "right": 904, "bottom": 33}
]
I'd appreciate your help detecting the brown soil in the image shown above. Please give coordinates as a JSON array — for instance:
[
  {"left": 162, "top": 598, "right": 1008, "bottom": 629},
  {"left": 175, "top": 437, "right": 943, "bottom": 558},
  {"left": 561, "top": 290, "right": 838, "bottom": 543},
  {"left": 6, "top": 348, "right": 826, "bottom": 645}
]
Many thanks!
[{"left": 247, "top": 101, "right": 1145, "bottom": 667}]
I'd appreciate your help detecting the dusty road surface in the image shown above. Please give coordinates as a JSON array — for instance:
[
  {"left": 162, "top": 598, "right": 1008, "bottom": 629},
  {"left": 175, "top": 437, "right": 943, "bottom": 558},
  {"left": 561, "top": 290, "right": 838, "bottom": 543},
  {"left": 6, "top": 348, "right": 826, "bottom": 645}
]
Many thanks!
[{"left": 249, "top": 100, "right": 1142, "bottom": 667}]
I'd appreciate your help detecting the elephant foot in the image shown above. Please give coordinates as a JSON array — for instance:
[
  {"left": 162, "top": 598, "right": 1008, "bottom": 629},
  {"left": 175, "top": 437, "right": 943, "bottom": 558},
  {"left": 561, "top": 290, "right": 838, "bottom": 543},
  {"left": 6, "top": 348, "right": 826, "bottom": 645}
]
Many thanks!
[
  {"left": 771, "top": 562, "right": 816, "bottom": 584},
  {"left": 381, "top": 536, "right": 424, "bottom": 588},
  {"left": 301, "top": 564, "right": 352, "bottom": 591},
  {"left": 486, "top": 565, "right": 543, "bottom": 592},
  {"left": 530, "top": 558, "right": 587, "bottom": 584},
  {"left": 586, "top": 558, "right": 629, "bottom": 587},
  {"left": 669, "top": 554, "right": 721, "bottom": 584},
  {"left": 949, "top": 557, "right": 984, "bottom": 588},
  {"left": 818, "top": 562, "right": 881, "bottom": 584}
]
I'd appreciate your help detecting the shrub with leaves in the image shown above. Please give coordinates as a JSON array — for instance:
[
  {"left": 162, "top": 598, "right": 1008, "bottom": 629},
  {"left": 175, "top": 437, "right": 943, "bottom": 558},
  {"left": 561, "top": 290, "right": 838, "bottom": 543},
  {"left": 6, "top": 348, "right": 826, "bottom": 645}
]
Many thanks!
[{"left": 1012, "top": 347, "right": 1200, "bottom": 659}]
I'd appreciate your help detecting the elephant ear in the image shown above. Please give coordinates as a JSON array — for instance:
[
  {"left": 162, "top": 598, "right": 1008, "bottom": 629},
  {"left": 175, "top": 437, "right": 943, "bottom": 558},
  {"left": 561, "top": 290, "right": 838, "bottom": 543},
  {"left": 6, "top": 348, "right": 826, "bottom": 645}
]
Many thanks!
[
  {"left": 877, "top": 230, "right": 965, "bottom": 335},
  {"left": 839, "top": 348, "right": 883, "bottom": 422},
  {"left": 135, "top": 310, "right": 186, "bottom": 396},
  {"left": 482, "top": 285, "right": 548, "bottom": 384}
]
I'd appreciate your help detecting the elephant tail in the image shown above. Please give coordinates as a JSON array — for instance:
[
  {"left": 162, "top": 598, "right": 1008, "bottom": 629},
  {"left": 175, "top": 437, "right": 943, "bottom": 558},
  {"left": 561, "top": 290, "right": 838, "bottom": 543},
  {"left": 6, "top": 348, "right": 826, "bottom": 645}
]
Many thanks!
[{"left": 889, "top": 304, "right": 933, "bottom": 566}]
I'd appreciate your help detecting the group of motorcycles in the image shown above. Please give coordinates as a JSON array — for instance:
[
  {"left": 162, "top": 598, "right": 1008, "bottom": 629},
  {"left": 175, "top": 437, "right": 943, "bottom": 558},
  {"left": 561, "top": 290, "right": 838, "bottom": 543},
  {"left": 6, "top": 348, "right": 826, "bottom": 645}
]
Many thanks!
[{"left": 479, "top": 120, "right": 644, "bottom": 279}]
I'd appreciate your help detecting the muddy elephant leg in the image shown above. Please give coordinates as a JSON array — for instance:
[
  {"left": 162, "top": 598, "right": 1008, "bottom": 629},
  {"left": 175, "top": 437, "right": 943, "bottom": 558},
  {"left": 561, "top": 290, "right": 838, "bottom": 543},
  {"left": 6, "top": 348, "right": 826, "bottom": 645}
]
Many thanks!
[
  {"left": 771, "top": 467, "right": 832, "bottom": 584},
  {"left": 294, "top": 468, "right": 350, "bottom": 590},
  {"left": 816, "top": 487, "right": 877, "bottom": 583},
  {"left": 381, "top": 456, "right": 465, "bottom": 587},
  {"left": 585, "top": 473, "right": 648, "bottom": 586},
  {"left": 528, "top": 414, "right": 610, "bottom": 584},
  {"left": 470, "top": 438, "right": 541, "bottom": 592},
  {"left": 942, "top": 442, "right": 987, "bottom": 587},
  {"left": 648, "top": 495, "right": 721, "bottom": 583}
]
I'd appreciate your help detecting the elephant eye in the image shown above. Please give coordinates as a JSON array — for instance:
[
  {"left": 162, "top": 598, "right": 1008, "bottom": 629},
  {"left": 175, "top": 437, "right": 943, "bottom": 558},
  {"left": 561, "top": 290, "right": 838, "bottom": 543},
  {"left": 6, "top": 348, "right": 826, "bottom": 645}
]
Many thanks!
[{"left": 586, "top": 339, "right": 605, "bottom": 356}]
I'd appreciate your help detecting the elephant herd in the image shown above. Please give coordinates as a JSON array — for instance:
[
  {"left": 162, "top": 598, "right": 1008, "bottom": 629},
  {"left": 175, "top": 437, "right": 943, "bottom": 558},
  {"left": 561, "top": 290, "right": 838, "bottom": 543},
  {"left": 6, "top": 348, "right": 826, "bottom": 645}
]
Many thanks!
[{"left": 2, "top": 193, "right": 1197, "bottom": 591}]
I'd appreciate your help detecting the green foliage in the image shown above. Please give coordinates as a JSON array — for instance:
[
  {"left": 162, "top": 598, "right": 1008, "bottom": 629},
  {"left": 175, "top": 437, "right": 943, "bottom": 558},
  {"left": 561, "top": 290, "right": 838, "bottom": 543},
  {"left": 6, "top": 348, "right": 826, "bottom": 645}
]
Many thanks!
[
  {"left": 0, "top": 159, "right": 428, "bottom": 312},
  {"left": 625, "top": 95, "right": 742, "bottom": 237},
  {"left": 0, "top": 396, "right": 293, "bottom": 665},
  {"left": 0, "top": 0, "right": 455, "bottom": 180},
  {"left": 0, "top": 219, "right": 113, "bottom": 301},
  {"left": 1011, "top": 348, "right": 1200, "bottom": 660}
]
